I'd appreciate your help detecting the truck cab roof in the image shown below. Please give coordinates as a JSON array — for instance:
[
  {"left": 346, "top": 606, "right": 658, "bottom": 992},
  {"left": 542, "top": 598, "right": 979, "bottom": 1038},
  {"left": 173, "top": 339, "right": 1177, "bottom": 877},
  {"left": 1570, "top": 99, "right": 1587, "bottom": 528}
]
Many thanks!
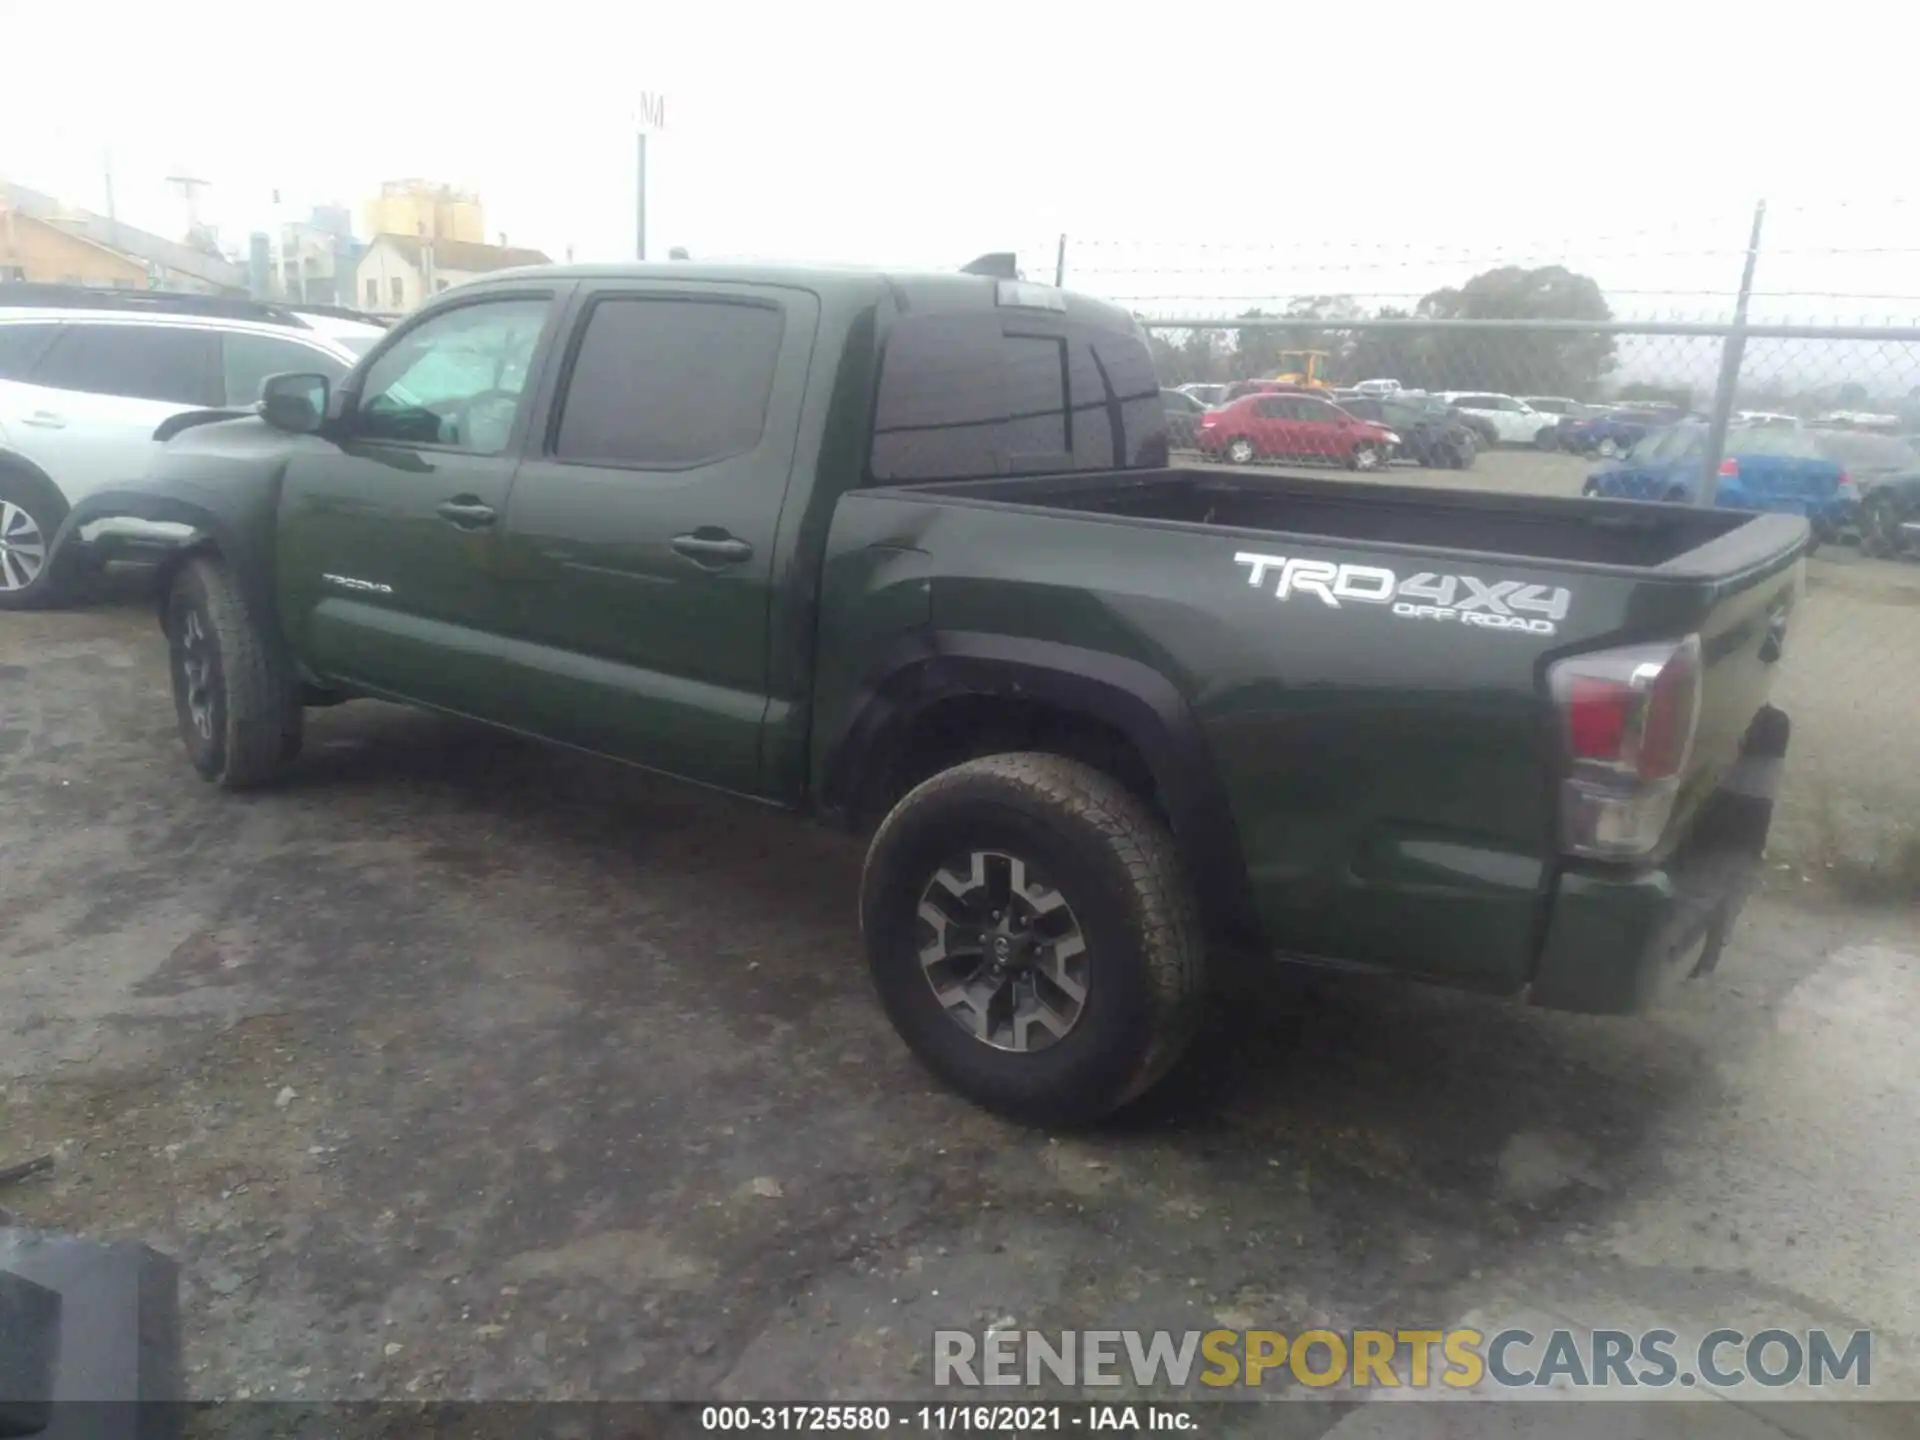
[{"left": 460, "top": 261, "right": 1145, "bottom": 334}]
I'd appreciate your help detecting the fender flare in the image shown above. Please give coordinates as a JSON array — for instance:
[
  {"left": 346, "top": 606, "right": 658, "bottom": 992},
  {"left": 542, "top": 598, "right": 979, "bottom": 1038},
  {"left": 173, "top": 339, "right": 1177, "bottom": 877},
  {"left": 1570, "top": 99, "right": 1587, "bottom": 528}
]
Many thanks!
[
  {"left": 821, "top": 631, "right": 1262, "bottom": 946},
  {"left": 51, "top": 489, "right": 265, "bottom": 633}
]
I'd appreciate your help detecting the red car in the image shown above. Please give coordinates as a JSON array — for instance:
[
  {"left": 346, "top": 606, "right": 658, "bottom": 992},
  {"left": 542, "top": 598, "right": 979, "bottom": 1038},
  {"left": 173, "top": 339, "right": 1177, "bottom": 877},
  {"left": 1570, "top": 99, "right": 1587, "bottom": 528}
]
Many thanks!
[{"left": 1196, "top": 392, "right": 1399, "bottom": 470}]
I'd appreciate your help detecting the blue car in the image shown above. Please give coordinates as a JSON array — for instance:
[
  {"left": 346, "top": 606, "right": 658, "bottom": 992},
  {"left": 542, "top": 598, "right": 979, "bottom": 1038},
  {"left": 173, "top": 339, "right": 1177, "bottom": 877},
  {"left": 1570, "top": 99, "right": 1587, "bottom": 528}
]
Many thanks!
[
  {"left": 1561, "top": 406, "right": 1689, "bottom": 457},
  {"left": 1582, "top": 422, "right": 1860, "bottom": 544}
]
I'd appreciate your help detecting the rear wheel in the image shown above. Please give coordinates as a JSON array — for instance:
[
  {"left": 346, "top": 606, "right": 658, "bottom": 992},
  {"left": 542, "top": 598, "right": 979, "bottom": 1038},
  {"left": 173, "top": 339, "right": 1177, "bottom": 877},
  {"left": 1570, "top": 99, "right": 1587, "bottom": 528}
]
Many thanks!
[
  {"left": 1597, "top": 437, "right": 1621, "bottom": 458},
  {"left": 861, "top": 753, "right": 1206, "bottom": 1127},
  {"left": 1348, "top": 444, "right": 1382, "bottom": 472},
  {"left": 1535, "top": 427, "right": 1560, "bottom": 450},
  {"left": 166, "top": 556, "right": 302, "bottom": 789},
  {"left": 1225, "top": 437, "right": 1257, "bottom": 465},
  {"left": 0, "top": 475, "right": 70, "bottom": 611},
  {"left": 1859, "top": 493, "right": 1905, "bottom": 558}
]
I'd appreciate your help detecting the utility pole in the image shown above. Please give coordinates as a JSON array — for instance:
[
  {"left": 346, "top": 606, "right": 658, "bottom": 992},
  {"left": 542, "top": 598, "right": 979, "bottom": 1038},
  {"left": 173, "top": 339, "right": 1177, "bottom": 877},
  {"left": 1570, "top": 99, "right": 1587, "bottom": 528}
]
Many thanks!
[
  {"left": 1700, "top": 199, "right": 1767, "bottom": 508},
  {"left": 1054, "top": 234, "right": 1067, "bottom": 287},
  {"left": 166, "top": 175, "right": 209, "bottom": 234},
  {"left": 102, "top": 150, "right": 116, "bottom": 224}
]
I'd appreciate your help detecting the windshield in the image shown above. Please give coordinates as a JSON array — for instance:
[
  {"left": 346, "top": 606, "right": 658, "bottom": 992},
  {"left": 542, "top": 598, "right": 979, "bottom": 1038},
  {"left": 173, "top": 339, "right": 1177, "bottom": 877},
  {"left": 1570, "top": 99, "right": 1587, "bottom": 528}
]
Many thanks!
[{"left": 1812, "top": 431, "right": 1920, "bottom": 473}]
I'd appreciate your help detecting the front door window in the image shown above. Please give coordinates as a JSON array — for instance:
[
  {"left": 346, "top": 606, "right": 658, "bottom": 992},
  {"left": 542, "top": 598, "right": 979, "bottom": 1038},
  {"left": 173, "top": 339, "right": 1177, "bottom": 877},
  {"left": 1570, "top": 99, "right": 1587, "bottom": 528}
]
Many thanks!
[{"left": 353, "top": 299, "right": 549, "bottom": 454}]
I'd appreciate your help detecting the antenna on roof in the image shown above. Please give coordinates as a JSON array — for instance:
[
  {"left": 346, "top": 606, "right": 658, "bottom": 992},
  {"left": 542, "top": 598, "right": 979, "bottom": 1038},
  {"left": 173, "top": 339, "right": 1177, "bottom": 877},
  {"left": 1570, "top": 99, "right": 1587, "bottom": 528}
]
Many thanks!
[{"left": 959, "top": 252, "right": 1021, "bottom": 280}]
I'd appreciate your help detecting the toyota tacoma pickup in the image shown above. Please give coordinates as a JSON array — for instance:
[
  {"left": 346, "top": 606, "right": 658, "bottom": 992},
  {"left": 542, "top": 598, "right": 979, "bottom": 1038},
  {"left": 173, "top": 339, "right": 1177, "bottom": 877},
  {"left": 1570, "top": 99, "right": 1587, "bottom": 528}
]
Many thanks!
[{"left": 50, "top": 262, "right": 1806, "bottom": 1126}]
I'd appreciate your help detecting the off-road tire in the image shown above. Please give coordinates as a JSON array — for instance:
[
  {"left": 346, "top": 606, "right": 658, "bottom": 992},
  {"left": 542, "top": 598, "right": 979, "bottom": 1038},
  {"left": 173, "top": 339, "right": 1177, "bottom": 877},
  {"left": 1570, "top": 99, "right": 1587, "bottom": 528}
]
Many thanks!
[
  {"left": 166, "top": 556, "right": 301, "bottom": 789},
  {"left": 861, "top": 753, "right": 1206, "bottom": 1127}
]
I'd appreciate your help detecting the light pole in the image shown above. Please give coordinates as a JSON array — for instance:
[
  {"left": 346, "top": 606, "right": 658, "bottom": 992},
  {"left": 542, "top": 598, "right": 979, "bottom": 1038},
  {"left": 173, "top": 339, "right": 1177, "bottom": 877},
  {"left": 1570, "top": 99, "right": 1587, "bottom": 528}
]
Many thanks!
[{"left": 634, "top": 92, "right": 665, "bottom": 261}]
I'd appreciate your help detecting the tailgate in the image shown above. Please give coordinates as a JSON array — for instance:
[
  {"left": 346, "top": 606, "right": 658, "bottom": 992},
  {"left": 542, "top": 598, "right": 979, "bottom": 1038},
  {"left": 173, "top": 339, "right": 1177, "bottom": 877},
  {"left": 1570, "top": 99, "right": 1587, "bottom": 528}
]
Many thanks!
[
  {"left": 1548, "top": 512, "right": 1804, "bottom": 865},
  {"left": 1666, "top": 518, "right": 1806, "bottom": 842}
]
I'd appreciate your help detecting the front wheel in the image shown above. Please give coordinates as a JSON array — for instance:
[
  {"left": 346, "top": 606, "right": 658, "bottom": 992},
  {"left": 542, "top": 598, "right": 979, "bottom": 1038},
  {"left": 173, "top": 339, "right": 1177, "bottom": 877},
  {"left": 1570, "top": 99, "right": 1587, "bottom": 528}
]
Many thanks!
[
  {"left": 166, "top": 556, "right": 303, "bottom": 789},
  {"left": 1597, "top": 437, "right": 1621, "bottom": 458},
  {"left": 1348, "top": 444, "right": 1382, "bottom": 472},
  {"left": 1224, "top": 437, "right": 1257, "bottom": 465},
  {"left": 860, "top": 753, "right": 1206, "bottom": 1127}
]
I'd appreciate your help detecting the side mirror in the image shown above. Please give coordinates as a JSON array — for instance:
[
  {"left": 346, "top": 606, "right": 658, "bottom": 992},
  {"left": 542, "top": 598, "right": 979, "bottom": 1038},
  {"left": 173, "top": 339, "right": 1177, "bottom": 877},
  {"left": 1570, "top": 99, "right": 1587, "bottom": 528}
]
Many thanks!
[{"left": 259, "top": 372, "right": 330, "bottom": 435}]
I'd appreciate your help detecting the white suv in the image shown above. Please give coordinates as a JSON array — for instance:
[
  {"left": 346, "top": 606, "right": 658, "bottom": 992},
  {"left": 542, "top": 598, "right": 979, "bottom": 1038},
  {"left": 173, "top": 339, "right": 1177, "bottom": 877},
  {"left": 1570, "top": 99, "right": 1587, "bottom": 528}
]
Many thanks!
[
  {"left": 0, "top": 288, "right": 377, "bottom": 607},
  {"left": 1435, "top": 391, "right": 1560, "bottom": 448}
]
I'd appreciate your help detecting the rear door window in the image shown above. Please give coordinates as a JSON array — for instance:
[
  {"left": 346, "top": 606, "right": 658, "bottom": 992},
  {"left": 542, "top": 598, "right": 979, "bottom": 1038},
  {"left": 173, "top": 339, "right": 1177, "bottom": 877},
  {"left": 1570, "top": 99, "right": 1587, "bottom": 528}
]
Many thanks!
[
  {"left": 553, "top": 297, "right": 785, "bottom": 467},
  {"left": 30, "top": 323, "right": 220, "bottom": 405}
]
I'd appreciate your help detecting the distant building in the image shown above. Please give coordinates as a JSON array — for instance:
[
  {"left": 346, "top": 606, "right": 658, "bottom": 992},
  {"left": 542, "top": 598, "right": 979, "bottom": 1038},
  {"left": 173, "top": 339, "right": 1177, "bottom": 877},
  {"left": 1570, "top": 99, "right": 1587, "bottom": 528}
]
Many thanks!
[
  {"left": 353, "top": 234, "right": 550, "bottom": 313},
  {"left": 0, "top": 180, "right": 248, "bottom": 293},
  {"left": 364, "top": 180, "right": 484, "bottom": 248},
  {"left": 1, "top": 205, "right": 150, "bottom": 286},
  {"left": 279, "top": 206, "right": 365, "bottom": 307}
]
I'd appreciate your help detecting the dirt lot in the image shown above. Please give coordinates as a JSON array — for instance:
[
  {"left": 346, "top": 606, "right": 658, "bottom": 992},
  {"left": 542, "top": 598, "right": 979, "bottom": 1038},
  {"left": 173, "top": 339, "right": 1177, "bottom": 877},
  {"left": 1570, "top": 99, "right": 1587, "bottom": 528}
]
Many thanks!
[{"left": 3, "top": 469, "right": 1918, "bottom": 1432}]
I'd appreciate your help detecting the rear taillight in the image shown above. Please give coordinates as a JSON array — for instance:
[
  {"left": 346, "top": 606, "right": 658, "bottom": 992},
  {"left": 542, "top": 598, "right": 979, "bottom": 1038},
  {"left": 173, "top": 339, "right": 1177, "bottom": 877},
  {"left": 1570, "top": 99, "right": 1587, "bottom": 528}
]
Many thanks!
[
  {"left": 1199, "top": 411, "right": 1219, "bottom": 427},
  {"left": 1718, "top": 457, "right": 1739, "bottom": 478},
  {"left": 1837, "top": 471, "right": 1860, "bottom": 502},
  {"left": 1548, "top": 635, "right": 1703, "bottom": 858}
]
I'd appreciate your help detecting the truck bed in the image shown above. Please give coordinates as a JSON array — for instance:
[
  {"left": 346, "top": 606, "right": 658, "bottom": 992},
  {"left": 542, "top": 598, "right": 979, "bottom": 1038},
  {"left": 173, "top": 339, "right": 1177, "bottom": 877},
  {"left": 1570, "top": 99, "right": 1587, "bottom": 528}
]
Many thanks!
[
  {"left": 831, "top": 462, "right": 1806, "bottom": 999},
  {"left": 889, "top": 466, "right": 1804, "bottom": 574}
]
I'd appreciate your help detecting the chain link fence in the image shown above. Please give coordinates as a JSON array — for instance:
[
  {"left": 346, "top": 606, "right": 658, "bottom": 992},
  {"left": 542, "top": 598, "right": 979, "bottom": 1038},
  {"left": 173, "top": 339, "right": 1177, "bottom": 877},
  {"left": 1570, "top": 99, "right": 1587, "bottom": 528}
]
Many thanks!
[{"left": 1036, "top": 222, "right": 1920, "bottom": 913}]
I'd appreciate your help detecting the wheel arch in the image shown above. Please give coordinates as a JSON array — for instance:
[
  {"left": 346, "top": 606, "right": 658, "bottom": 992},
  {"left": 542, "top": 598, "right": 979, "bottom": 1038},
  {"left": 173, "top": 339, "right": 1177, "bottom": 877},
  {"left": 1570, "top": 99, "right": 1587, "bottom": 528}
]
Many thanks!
[
  {"left": 819, "top": 632, "right": 1262, "bottom": 947},
  {"left": 0, "top": 448, "right": 67, "bottom": 517}
]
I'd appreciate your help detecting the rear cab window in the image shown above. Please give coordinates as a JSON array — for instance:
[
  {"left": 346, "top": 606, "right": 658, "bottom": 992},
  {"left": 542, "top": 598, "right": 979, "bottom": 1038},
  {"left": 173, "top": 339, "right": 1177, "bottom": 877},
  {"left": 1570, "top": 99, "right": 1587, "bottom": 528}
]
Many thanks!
[{"left": 869, "top": 310, "right": 1166, "bottom": 482}]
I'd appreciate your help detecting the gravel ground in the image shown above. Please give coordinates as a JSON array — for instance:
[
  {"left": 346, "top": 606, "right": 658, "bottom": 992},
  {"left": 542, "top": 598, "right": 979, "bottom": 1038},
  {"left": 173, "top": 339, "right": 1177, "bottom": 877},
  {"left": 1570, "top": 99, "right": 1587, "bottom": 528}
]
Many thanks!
[{"left": 2, "top": 479, "right": 1916, "bottom": 1436}]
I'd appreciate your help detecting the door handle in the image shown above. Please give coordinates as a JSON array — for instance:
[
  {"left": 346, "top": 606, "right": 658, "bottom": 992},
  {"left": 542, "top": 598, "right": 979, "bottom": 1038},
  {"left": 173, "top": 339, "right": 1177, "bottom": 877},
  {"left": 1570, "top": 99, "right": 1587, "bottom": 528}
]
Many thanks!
[
  {"left": 436, "top": 498, "right": 497, "bottom": 529},
  {"left": 670, "top": 532, "right": 754, "bottom": 564},
  {"left": 20, "top": 411, "right": 65, "bottom": 429}
]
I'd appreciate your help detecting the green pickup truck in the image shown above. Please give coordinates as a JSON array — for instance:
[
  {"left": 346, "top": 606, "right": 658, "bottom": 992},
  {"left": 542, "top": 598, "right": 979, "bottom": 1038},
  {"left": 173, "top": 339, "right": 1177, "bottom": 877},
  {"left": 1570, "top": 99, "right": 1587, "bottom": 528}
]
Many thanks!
[{"left": 53, "top": 262, "right": 1806, "bottom": 1126}]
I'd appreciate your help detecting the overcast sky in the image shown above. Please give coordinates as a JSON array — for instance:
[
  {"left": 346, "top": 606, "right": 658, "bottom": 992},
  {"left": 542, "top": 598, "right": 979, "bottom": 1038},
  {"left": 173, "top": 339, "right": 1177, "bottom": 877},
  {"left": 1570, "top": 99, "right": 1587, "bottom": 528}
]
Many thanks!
[{"left": 4, "top": 1, "right": 1917, "bottom": 329}]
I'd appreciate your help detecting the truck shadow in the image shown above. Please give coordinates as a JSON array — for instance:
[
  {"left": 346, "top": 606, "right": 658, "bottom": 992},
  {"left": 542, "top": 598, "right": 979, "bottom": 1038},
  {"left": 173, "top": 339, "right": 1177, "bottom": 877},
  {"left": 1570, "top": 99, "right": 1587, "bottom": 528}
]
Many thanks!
[{"left": 275, "top": 700, "right": 1715, "bottom": 1257}]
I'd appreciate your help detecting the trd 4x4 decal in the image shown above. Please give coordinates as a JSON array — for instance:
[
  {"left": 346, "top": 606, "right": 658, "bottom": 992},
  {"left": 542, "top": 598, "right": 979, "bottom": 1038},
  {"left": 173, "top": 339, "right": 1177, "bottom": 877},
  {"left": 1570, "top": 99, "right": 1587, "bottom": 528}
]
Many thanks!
[{"left": 1233, "top": 551, "right": 1571, "bottom": 637}]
